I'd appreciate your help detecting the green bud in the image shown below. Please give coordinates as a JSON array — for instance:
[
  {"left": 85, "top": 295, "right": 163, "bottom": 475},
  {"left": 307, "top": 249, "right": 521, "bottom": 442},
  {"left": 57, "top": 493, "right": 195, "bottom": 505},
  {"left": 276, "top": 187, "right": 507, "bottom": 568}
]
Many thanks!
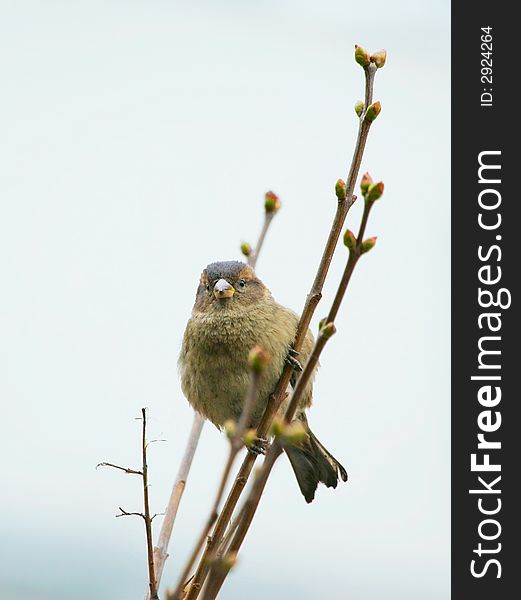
[
  {"left": 220, "top": 552, "right": 237, "bottom": 571},
  {"left": 354, "top": 101, "right": 364, "bottom": 117},
  {"left": 320, "top": 322, "right": 336, "bottom": 339},
  {"left": 335, "top": 178, "right": 346, "bottom": 201},
  {"left": 360, "top": 172, "right": 373, "bottom": 196},
  {"left": 354, "top": 45, "right": 370, "bottom": 67},
  {"left": 366, "top": 181, "right": 384, "bottom": 203},
  {"left": 283, "top": 422, "right": 308, "bottom": 444},
  {"left": 270, "top": 419, "right": 307, "bottom": 444},
  {"left": 223, "top": 419, "right": 237, "bottom": 439},
  {"left": 270, "top": 417, "right": 285, "bottom": 438},
  {"left": 243, "top": 428, "right": 258, "bottom": 448},
  {"left": 248, "top": 345, "right": 270, "bottom": 374},
  {"left": 264, "top": 191, "right": 281, "bottom": 213},
  {"left": 343, "top": 229, "right": 356, "bottom": 250},
  {"left": 210, "top": 552, "right": 238, "bottom": 574},
  {"left": 240, "top": 242, "right": 252, "bottom": 257},
  {"left": 370, "top": 49, "right": 387, "bottom": 69},
  {"left": 318, "top": 317, "right": 327, "bottom": 331},
  {"left": 364, "top": 101, "right": 381, "bottom": 123},
  {"left": 361, "top": 236, "right": 377, "bottom": 254}
]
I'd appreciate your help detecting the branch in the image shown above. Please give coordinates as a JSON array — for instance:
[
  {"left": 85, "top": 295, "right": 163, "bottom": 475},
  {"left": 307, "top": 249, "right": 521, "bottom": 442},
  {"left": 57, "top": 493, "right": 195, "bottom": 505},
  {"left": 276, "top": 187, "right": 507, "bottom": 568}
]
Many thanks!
[
  {"left": 171, "top": 349, "right": 267, "bottom": 600},
  {"left": 247, "top": 213, "right": 273, "bottom": 269},
  {"left": 203, "top": 194, "right": 381, "bottom": 600},
  {"left": 201, "top": 327, "right": 335, "bottom": 599},
  {"left": 141, "top": 408, "right": 159, "bottom": 600},
  {"left": 148, "top": 412, "right": 205, "bottom": 598},
  {"left": 116, "top": 507, "right": 146, "bottom": 519},
  {"left": 185, "top": 55, "right": 381, "bottom": 600},
  {"left": 100, "top": 408, "right": 160, "bottom": 600},
  {"left": 96, "top": 462, "right": 143, "bottom": 476},
  {"left": 241, "top": 191, "right": 281, "bottom": 269}
]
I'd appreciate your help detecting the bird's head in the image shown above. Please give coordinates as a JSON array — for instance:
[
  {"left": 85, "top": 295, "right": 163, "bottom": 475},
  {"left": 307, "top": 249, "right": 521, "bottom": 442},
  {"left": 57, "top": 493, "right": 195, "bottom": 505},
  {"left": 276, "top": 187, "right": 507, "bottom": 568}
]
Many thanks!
[{"left": 193, "top": 261, "right": 270, "bottom": 313}]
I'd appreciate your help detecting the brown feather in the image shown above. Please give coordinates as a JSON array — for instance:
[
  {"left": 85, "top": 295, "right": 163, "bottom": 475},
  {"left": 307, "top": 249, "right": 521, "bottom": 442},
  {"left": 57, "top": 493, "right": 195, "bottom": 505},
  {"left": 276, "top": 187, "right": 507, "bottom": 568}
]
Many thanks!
[{"left": 179, "top": 260, "right": 347, "bottom": 501}]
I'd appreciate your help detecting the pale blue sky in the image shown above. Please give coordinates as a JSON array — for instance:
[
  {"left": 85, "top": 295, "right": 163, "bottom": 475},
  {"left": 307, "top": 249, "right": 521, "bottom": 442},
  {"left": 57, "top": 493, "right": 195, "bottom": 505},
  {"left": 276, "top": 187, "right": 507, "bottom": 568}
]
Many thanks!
[{"left": 1, "top": 1, "right": 450, "bottom": 599}]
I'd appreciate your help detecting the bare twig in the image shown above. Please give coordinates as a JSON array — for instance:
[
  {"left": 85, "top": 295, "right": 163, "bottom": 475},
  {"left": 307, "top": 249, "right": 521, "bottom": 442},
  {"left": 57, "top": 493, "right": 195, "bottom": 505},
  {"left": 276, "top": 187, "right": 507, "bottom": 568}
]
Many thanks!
[
  {"left": 242, "top": 191, "right": 280, "bottom": 270},
  {"left": 101, "top": 408, "right": 159, "bottom": 600},
  {"left": 326, "top": 204, "right": 371, "bottom": 323},
  {"left": 140, "top": 408, "right": 159, "bottom": 600},
  {"left": 248, "top": 211, "right": 274, "bottom": 269},
  {"left": 186, "top": 60, "right": 380, "bottom": 600},
  {"left": 148, "top": 412, "right": 205, "bottom": 599},
  {"left": 116, "top": 506, "right": 146, "bottom": 519},
  {"left": 96, "top": 462, "right": 143, "bottom": 476}
]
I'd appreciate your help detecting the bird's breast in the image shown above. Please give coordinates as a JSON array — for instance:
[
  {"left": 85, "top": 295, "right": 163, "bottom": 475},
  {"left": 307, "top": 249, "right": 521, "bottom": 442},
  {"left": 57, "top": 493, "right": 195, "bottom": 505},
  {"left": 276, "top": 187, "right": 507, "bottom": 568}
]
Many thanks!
[
  {"left": 195, "top": 311, "right": 260, "bottom": 349},
  {"left": 180, "top": 304, "right": 294, "bottom": 427}
]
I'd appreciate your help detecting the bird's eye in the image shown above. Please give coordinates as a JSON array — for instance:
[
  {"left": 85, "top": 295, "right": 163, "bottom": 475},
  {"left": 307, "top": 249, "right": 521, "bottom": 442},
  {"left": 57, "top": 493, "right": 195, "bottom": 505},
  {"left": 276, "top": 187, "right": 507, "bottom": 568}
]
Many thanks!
[
  {"left": 206, "top": 284, "right": 210, "bottom": 292},
  {"left": 238, "top": 279, "right": 246, "bottom": 288}
]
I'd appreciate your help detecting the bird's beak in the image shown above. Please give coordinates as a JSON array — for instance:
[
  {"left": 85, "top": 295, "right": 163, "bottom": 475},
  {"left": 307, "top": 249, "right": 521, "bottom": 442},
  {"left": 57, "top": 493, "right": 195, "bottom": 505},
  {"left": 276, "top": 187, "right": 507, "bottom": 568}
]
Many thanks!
[{"left": 214, "top": 278, "right": 235, "bottom": 299}]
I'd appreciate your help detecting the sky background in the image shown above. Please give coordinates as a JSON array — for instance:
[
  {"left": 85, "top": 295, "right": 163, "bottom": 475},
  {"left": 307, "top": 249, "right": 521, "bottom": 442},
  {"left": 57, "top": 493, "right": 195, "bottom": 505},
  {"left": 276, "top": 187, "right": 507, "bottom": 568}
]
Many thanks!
[{"left": 0, "top": 1, "right": 450, "bottom": 599}]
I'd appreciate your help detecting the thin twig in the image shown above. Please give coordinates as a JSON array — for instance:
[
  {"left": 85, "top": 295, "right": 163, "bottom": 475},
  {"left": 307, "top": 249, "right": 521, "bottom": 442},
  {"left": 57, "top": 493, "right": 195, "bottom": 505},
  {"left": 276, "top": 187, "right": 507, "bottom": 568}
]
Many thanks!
[
  {"left": 248, "top": 211, "right": 275, "bottom": 269},
  {"left": 100, "top": 409, "right": 160, "bottom": 599},
  {"left": 148, "top": 412, "right": 205, "bottom": 599},
  {"left": 96, "top": 462, "right": 143, "bottom": 476},
  {"left": 185, "top": 61, "right": 379, "bottom": 600},
  {"left": 326, "top": 202, "right": 371, "bottom": 323},
  {"left": 116, "top": 507, "right": 146, "bottom": 519},
  {"left": 141, "top": 408, "right": 159, "bottom": 600}
]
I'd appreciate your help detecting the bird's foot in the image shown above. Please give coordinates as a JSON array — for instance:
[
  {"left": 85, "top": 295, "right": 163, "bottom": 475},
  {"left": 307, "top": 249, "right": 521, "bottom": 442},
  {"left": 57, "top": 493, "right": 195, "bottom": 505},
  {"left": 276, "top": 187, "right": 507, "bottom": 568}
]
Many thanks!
[
  {"left": 285, "top": 346, "right": 303, "bottom": 372},
  {"left": 247, "top": 437, "right": 269, "bottom": 456}
]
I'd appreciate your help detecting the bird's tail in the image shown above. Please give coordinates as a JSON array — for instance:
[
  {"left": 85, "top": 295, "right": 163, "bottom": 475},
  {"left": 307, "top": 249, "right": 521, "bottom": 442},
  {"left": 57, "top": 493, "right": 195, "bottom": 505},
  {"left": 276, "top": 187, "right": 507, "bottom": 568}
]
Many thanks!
[{"left": 283, "top": 415, "right": 348, "bottom": 503}]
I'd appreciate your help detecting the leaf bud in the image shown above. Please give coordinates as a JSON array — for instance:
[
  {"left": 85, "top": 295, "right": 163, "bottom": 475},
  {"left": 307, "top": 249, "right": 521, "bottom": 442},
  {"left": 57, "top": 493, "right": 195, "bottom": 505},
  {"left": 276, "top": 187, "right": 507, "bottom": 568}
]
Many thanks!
[
  {"left": 335, "top": 178, "right": 347, "bottom": 201},
  {"left": 360, "top": 172, "right": 373, "bottom": 196},
  {"left": 364, "top": 101, "right": 381, "bottom": 123},
  {"left": 264, "top": 191, "right": 281, "bottom": 213},
  {"left": 361, "top": 236, "right": 377, "bottom": 254},
  {"left": 343, "top": 228, "right": 356, "bottom": 250},
  {"left": 370, "top": 49, "right": 387, "bottom": 68},
  {"left": 248, "top": 345, "right": 270, "bottom": 374},
  {"left": 240, "top": 242, "right": 252, "bottom": 257},
  {"left": 366, "top": 181, "right": 384, "bottom": 203},
  {"left": 320, "top": 322, "right": 336, "bottom": 339},
  {"left": 355, "top": 44, "right": 371, "bottom": 67}
]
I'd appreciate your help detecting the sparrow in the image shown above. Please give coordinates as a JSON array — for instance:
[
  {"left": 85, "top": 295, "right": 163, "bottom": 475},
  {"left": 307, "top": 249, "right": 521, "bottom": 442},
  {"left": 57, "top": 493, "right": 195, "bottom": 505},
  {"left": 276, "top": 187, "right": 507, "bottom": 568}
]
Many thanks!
[{"left": 179, "top": 260, "right": 347, "bottom": 502}]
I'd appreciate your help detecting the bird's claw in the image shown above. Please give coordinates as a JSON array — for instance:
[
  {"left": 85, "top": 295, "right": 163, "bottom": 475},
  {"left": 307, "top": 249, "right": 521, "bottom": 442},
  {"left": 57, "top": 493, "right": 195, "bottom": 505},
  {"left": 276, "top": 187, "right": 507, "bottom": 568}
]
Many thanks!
[
  {"left": 285, "top": 347, "right": 303, "bottom": 372},
  {"left": 247, "top": 437, "right": 269, "bottom": 455}
]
